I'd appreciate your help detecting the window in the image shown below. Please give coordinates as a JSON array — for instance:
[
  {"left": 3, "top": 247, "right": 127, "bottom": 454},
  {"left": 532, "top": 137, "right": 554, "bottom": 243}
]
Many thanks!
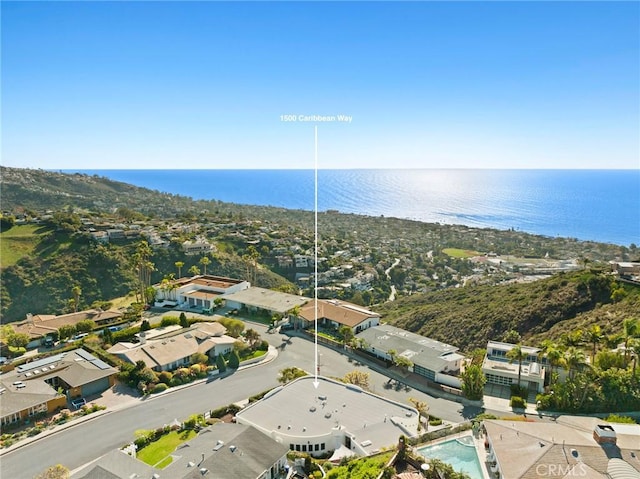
[
  {"left": 290, "top": 444, "right": 294, "bottom": 450},
  {"left": 302, "top": 445, "right": 307, "bottom": 452},
  {"left": 295, "top": 445, "right": 300, "bottom": 451},
  {"left": 321, "top": 443, "right": 325, "bottom": 450},
  {"left": 314, "top": 444, "right": 319, "bottom": 451}
]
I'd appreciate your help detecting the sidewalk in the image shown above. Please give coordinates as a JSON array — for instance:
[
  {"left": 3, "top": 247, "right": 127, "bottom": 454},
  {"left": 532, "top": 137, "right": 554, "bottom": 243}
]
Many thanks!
[
  {"left": 0, "top": 345, "right": 280, "bottom": 456},
  {"left": 285, "top": 330, "right": 539, "bottom": 417}
]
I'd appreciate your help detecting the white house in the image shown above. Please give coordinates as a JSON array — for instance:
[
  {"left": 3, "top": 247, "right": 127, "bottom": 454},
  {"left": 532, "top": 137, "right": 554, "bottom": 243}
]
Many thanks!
[
  {"left": 356, "top": 324, "right": 464, "bottom": 388},
  {"left": 482, "top": 340, "right": 546, "bottom": 393},
  {"left": 153, "top": 275, "right": 250, "bottom": 311}
]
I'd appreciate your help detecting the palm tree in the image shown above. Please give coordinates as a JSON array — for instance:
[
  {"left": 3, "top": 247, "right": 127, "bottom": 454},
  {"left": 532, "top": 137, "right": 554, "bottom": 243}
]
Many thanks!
[
  {"left": 338, "top": 325, "right": 354, "bottom": 348},
  {"left": 584, "top": 324, "right": 603, "bottom": 363},
  {"left": 188, "top": 265, "right": 200, "bottom": 277},
  {"left": 622, "top": 318, "right": 639, "bottom": 362},
  {"left": 409, "top": 397, "right": 429, "bottom": 433},
  {"left": 199, "top": 256, "right": 211, "bottom": 275},
  {"left": 175, "top": 261, "right": 184, "bottom": 278},
  {"left": 506, "top": 344, "right": 526, "bottom": 389},
  {"left": 71, "top": 285, "right": 82, "bottom": 313},
  {"left": 387, "top": 349, "right": 397, "bottom": 365},
  {"left": 564, "top": 346, "right": 586, "bottom": 379},
  {"left": 538, "top": 340, "right": 564, "bottom": 385}
]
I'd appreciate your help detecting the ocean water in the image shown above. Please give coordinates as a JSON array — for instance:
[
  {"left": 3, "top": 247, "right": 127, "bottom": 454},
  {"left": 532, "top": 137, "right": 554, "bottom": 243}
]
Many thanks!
[{"left": 67, "top": 169, "right": 639, "bottom": 246}]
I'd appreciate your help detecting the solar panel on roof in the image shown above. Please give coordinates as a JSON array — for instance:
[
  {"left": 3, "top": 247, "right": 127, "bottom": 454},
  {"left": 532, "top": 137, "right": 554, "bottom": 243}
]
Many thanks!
[
  {"left": 75, "top": 349, "right": 96, "bottom": 361},
  {"left": 16, "top": 353, "right": 65, "bottom": 373},
  {"left": 92, "top": 359, "right": 112, "bottom": 370}
]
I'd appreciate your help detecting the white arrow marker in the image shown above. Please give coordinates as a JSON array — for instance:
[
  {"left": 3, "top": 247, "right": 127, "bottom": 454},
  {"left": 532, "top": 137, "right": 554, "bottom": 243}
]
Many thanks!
[{"left": 313, "top": 125, "right": 320, "bottom": 389}]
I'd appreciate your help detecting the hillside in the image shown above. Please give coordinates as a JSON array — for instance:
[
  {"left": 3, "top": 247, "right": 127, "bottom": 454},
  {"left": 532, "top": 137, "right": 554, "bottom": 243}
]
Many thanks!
[
  {"left": 2, "top": 167, "right": 638, "bottom": 343},
  {"left": 377, "top": 270, "right": 640, "bottom": 352},
  {"left": 0, "top": 227, "right": 295, "bottom": 322}
]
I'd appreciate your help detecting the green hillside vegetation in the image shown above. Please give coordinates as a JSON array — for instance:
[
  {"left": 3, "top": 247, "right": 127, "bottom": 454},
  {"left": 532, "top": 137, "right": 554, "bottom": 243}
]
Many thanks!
[
  {"left": 378, "top": 270, "right": 640, "bottom": 352},
  {"left": 0, "top": 228, "right": 295, "bottom": 321},
  {"left": 0, "top": 224, "right": 52, "bottom": 268}
]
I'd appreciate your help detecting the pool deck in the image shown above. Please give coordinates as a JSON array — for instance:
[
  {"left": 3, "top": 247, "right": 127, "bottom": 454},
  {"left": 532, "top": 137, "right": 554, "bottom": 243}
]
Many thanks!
[{"left": 417, "top": 430, "right": 493, "bottom": 479}]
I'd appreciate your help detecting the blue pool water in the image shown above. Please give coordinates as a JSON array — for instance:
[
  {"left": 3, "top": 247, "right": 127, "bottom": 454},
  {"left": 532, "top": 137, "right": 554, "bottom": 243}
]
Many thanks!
[{"left": 418, "top": 435, "right": 484, "bottom": 479}]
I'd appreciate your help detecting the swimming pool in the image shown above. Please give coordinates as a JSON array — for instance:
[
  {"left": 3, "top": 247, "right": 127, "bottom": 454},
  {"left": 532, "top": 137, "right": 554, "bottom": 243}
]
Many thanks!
[{"left": 417, "top": 435, "right": 484, "bottom": 479}]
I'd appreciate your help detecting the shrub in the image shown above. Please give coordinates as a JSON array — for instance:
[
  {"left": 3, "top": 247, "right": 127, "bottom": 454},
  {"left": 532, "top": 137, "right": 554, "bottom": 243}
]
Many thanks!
[
  {"left": 510, "top": 396, "right": 526, "bottom": 409},
  {"left": 152, "top": 383, "right": 169, "bottom": 394},
  {"left": 216, "top": 354, "right": 227, "bottom": 373},
  {"left": 158, "top": 371, "right": 173, "bottom": 384},
  {"left": 228, "top": 350, "right": 240, "bottom": 369},
  {"left": 605, "top": 414, "right": 637, "bottom": 424},
  {"left": 160, "top": 317, "right": 180, "bottom": 327},
  {"left": 169, "top": 377, "right": 183, "bottom": 387},
  {"left": 429, "top": 418, "right": 443, "bottom": 426},
  {"left": 258, "top": 340, "right": 269, "bottom": 351},
  {"left": 190, "top": 364, "right": 201, "bottom": 375}
]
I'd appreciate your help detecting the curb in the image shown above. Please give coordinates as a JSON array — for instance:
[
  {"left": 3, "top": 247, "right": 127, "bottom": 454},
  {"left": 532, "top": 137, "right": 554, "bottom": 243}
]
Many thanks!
[{"left": 0, "top": 346, "right": 279, "bottom": 455}]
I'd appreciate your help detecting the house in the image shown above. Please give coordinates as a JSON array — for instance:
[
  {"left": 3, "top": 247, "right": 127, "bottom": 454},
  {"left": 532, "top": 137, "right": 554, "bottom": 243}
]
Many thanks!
[
  {"left": 236, "top": 376, "right": 420, "bottom": 459},
  {"left": 483, "top": 416, "right": 640, "bottom": 478},
  {"left": 154, "top": 274, "right": 250, "bottom": 311},
  {"left": 182, "top": 238, "right": 214, "bottom": 255},
  {"left": 12, "top": 309, "right": 123, "bottom": 349},
  {"left": 71, "top": 423, "right": 289, "bottom": 479},
  {"left": 108, "top": 321, "right": 235, "bottom": 372},
  {"left": 356, "top": 324, "right": 464, "bottom": 388},
  {"left": 223, "top": 287, "right": 310, "bottom": 317},
  {"left": 293, "top": 299, "right": 380, "bottom": 334},
  {"left": 0, "top": 349, "right": 118, "bottom": 426},
  {"left": 482, "top": 340, "right": 546, "bottom": 393}
]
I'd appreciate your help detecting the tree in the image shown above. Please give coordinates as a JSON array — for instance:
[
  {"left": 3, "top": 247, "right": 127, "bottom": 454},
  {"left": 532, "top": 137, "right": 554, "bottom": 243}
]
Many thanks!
[
  {"left": 387, "top": 349, "right": 397, "bottom": 364},
  {"left": 394, "top": 355, "right": 413, "bottom": 371},
  {"left": 218, "top": 317, "right": 245, "bottom": 337},
  {"left": 132, "top": 241, "right": 154, "bottom": 304},
  {"left": 102, "top": 327, "right": 113, "bottom": 345},
  {"left": 34, "top": 464, "right": 70, "bottom": 479},
  {"left": 460, "top": 364, "right": 486, "bottom": 400},
  {"left": 338, "top": 325, "right": 354, "bottom": 348},
  {"left": 584, "top": 324, "right": 603, "bottom": 363},
  {"left": 58, "top": 324, "right": 77, "bottom": 341},
  {"left": 409, "top": 397, "right": 429, "bottom": 433},
  {"left": 179, "top": 312, "right": 189, "bottom": 328},
  {"left": 622, "top": 318, "right": 639, "bottom": 362},
  {"left": 75, "top": 320, "right": 95, "bottom": 334},
  {"left": 140, "top": 320, "right": 151, "bottom": 332},
  {"left": 502, "top": 329, "right": 521, "bottom": 344},
  {"left": 342, "top": 370, "right": 370, "bottom": 390},
  {"left": 506, "top": 344, "right": 526, "bottom": 389},
  {"left": 188, "top": 265, "right": 200, "bottom": 276},
  {"left": 190, "top": 352, "right": 208, "bottom": 365},
  {"left": 564, "top": 346, "right": 586, "bottom": 379},
  {"left": 199, "top": 256, "right": 211, "bottom": 275},
  {"left": 216, "top": 354, "right": 227, "bottom": 373},
  {"left": 228, "top": 350, "right": 240, "bottom": 369},
  {"left": 244, "top": 329, "right": 261, "bottom": 350},
  {"left": 278, "top": 367, "right": 307, "bottom": 384},
  {"left": 175, "top": 261, "right": 185, "bottom": 278},
  {"left": 71, "top": 285, "right": 82, "bottom": 313}
]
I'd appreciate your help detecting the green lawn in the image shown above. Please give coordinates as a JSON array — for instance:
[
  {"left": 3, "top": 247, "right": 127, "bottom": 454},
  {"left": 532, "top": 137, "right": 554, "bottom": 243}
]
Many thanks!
[
  {"left": 136, "top": 430, "right": 197, "bottom": 468},
  {"left": 0, "top": 224, "right": 46, "bottom": 268},
  {"left": 442, "top": 248, "right": 481, "bottom": 259}
]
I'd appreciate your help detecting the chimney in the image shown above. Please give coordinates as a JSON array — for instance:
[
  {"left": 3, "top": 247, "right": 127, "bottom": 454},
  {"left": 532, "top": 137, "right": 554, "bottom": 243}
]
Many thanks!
[{"left": 593, "top": 424, "right": 617, "bottom": 445}]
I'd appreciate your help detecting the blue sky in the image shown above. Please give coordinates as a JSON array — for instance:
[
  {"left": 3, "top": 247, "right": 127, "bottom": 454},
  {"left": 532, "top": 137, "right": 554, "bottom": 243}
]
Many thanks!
[{"left": 2, "top": 1, "right": 638, "bottom": 169}]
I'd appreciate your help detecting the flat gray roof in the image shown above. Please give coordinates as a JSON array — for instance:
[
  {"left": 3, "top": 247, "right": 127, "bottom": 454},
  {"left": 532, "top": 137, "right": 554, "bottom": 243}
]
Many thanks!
[
  {"left": 223, "top": 287, "right": 310, "bottom": 314},
  {"left": 236, "top": 376, "right": 419, "bottom": 453},
  {"left": 357, "top": 324, "right": 461, "bottom": 372}
]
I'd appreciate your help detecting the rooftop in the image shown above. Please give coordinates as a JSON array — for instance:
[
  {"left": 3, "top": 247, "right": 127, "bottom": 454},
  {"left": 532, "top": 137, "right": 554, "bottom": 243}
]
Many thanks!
[
  {"left": 484, "top": 416, "right": 640, "bottom": 479},
  {"left": 357, "top": 324, "right": 462, "bottom": 372},
  {"left": 223, "top": 287, "right": 310, "bottom": 314},
  {"left": 236, "top": 376, "right": 419, "bottom": 454},
  {"left": 300, "top": 299, "right": 380, "bottom": 328}
]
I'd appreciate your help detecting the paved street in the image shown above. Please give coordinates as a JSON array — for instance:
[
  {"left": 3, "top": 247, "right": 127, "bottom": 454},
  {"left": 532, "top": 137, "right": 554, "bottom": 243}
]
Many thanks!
[{"left": 1, "top": 320, "right": 490, "bottom": 479}]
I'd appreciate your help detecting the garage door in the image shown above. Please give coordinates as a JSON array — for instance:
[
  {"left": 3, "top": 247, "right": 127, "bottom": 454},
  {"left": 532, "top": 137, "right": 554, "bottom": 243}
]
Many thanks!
[{"left": 81, "top": 377, "right": 110, "bottom": 397}]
